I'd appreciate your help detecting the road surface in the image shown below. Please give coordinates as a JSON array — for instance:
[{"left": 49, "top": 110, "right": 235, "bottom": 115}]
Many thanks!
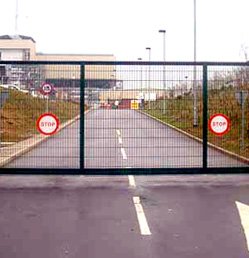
[
  {"left": 2, "top": 109, "right": 249, "bottom": 257},
  {"left": 6, "top": 121, "right": 80, "bottom": 169},
  {"left": 0, "top": 175, "right": 249, "bottom": 258},
  {"left": 85, "top": 109, "right": 247, "bottom": 169},
  {"left": 6, "top": 109, "right": 247, "bottom": 169}
]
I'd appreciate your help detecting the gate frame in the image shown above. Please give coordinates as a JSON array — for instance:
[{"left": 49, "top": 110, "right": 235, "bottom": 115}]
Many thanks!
[{"left": 0, "top": 60, "right": 248, "bottom": 175}]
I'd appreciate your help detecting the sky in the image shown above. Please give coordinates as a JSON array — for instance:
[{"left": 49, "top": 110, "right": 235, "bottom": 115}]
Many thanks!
[{"left": 0, "top": 0, "right": 248, "bottom": 61}]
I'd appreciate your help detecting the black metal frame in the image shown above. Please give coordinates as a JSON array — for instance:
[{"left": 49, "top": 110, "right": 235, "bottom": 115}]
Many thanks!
[{"left": 0, "top": 60, "right": 248, "bottom": 175}]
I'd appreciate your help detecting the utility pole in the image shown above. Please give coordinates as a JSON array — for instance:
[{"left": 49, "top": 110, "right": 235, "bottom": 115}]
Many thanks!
[
  {"left": 193, "top": 0, "right": 198, "bottom": 127},
  {"left": 146, "top": 47, "right": 151, "bottom": 109},
  {"left": 159, "top": 29, "right": 166, "bottom": 114},
  {"left": 15, "top": 0, "right": 19, "bottom": 35}
]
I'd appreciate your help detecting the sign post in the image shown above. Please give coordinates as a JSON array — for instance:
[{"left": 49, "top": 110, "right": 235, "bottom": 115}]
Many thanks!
[
  {"left": 235, "top": 91, "right": 248, "bottom": 149},
  {"left": 0, "top": 91, "right": 9, "bottom": 108},
  {"left": 40, "top": 83, "right": 54, "bottom": 112},
  {"left": 208, "top": 114, "right": 230, "bottom": 136},
  {"left": 0, "top": 90, "right": 9, "bottom": 147},
  {"left": 36, "top": 113, "right": 59, "bottom": 136}
]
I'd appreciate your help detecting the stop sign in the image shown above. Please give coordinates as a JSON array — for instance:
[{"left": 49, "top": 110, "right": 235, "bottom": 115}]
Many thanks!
[
  {"left": 36, "top": 113, "right": 60, "bottom": 135},
  {"left": 208, "top": 114, "right": 230, "bottom": 136}
]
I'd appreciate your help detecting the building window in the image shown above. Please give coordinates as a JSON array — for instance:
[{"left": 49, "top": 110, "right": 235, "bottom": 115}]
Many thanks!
[{"left": 23, "top": 50, "right": 30, "bottom": 60}]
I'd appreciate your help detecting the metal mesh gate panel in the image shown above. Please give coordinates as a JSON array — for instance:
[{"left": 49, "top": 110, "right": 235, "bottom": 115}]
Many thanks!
[
  {"left": 207, "top": 65, "right": 249, "bottom": 168},
  {"left": 0, "top": 63, "right": 80, "bottom": 169},
  {"left": 0, "top": 61, "right": 248, "bottom": 174},
  {"left": 84, "top": 64, "right": 204, "bottom": 169}
]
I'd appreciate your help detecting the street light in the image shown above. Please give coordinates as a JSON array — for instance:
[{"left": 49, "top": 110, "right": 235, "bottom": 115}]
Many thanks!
[
  {"left": 159, "top": 29, "right": 166, "bottom": 114},
  {"left": 193, "top": 0, "right": 198, "bottom": 127},
  {"left": 146, "top": 47, "right": 151, "bottom": 109},
  {"left": 138, "top": 58, "right": 143, "bottom": 91},
  {"left": 185, "top": 76, "right": 188, "bottom": 93},
  {"left": 15, "top": 0, "right": 19, "bottom": 34},
  {"left": 138, "top": 58, "right": 143, "bottom": 109}
]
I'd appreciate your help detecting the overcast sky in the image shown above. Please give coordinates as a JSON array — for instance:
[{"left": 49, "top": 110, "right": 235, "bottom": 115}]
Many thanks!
[{"left": 1, "top": 0, "right": 248, "bottom": 61}]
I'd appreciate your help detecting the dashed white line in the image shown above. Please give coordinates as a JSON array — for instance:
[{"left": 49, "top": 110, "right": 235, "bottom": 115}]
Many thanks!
[
  {"left": 118, "top": 137, "right": 123, "bottom": 144},
  {"left": 121, "top": 148, "right": 127, "bottom": 159},
  {"left": 133, "top": 196, "right": 151, "bottom": 235},
  {"left": 128, "top": 175, "right": 136, "bottom": 187},
  {"left": 116, "top": 129, "right": 121, "bottom": 136}
]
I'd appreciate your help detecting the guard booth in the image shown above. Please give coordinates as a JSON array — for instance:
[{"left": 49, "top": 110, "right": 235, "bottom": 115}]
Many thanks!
[{"left": 0, "top": 60, "right": 248, "bottom": 174}]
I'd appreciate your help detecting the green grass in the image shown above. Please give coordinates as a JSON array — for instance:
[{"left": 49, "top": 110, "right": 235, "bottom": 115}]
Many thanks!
[
  {"left": 0, "top": 89, "right": 80, "bottom": 142},
  {"left": 145, "top": 88, "right": 249, "bottom": 158}
]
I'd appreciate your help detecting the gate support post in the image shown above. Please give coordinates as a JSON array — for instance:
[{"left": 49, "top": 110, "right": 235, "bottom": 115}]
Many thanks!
[
  {"left": 80, "top": 63, "right": 85, "bottom": 170},
  {"left": 202, "top": 64, "right": 208, "bottom": 169}
]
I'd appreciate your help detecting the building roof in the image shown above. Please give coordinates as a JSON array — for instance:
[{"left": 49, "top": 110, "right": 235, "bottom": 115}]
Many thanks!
[
  {"left": 36, "top": 53, "right": 114, "bottom": 56},
  {"left": 0, "top": 35, "right": 36, "bottom": 43}
]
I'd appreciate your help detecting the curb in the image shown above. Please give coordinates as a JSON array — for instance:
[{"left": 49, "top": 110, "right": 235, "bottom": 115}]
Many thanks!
[
  {"left": 139, "top": 110, "right": 249, "bottom": 165},
  {"left": 0, "top": 114, "right": 81, "bottom": 168}
]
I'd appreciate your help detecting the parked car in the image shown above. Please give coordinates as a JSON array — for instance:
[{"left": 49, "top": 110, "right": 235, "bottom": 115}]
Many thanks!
[
  {"left": 8, "top": 85, "right": 21, "bottom": 91},
  {"left": 0, "top": 84, "right": 29, "bottom": 93}
]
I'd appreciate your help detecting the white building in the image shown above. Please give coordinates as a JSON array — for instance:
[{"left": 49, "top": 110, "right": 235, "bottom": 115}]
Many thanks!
[{"left": 0, "top": 35, "right": 116, "bottom": 90}]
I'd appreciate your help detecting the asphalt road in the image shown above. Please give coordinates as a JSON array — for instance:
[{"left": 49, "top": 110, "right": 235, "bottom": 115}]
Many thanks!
[
  {"left": 2, "top": 110, "right": 249, "bottom": 258},
  {"left": 85, "top": 109, "right": 247, "bottom": 169},
  {"left": 6, "top": 109, "right": 247, "bottom": 169},
  {"left": 0, "top": 175, "right": 249, "bottom": 258},
  {"left": 6, "top": 121, "right": 80, "bottom": 169}
]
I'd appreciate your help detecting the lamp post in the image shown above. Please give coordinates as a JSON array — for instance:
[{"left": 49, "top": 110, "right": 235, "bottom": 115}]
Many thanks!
[
  {"left": 159, "top": 29, "right": 166, "bottom": 114},
  {"left": 15, "top": 0, "right": 19, "bottom": 34},
  {"left": 193, "top": 0, "right": 198, "bottom": 127},
  {"left": 138, "top": 58, "right": 143, "bottom": 92},
  {"left": 138, "top": 58, "right": 144, "bottom": 109},
  {"left": 146, "top": 47, "right": 151, "bottom": 109},
  {"left": 185, "top": 76, "right": 188, "bottom": 93}
]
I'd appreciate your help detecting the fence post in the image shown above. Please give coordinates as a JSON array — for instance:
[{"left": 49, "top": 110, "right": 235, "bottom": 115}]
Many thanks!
[
  {"left": 202, "top": 64, "right": 208, "bottom": 169},
  {"left": 80, "top": 63, "right": 85, "bottom": 171}
]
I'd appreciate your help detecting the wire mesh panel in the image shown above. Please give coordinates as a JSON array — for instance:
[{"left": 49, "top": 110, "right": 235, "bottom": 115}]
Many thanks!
[
  {"left": 84, "top": 64, "right": 204, "bottom": 169},
  {"left": 207, "top": 65, "right": 249, "bottom": 168},
  {"left": 0, "top": 61, "right": 248, "bottom": 174},
  {"left": 0, "top": 63, "right": 80, "bottom": 169}
]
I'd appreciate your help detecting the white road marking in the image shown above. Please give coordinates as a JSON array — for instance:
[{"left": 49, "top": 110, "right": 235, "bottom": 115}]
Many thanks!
[
  {"left": 128, "top": 175, "right": 136, "bottom": 187},
  {"left": 121, "top": 148, "right": 127, "bottom": 159},
  {"left": 236, "top": 201, "right": 249, "bottom": 251},
  {"left": 118, "top": 137, "right": 123, "bottom": 144},
  {"left": 116, "top": 129, "right": 121, "bottom": 136},
  {"left": 133, "top": 196, "right": 151, "bottom": 235}
]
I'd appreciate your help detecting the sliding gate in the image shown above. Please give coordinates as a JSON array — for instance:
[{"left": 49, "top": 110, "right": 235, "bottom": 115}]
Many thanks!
[{"left": 0, "top": 61, "right": 248, "bottom": 174}]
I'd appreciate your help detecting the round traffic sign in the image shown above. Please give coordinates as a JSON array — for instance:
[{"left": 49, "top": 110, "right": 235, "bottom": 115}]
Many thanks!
[
  {"left": 40, "top": 82, "right": 54, "bottom": 95},
  {"left": 208, "top": 114, "right": 230, "bottom": 136},
  {"left": 36, "top": 113, "right": 60, "bottom": 135}
]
